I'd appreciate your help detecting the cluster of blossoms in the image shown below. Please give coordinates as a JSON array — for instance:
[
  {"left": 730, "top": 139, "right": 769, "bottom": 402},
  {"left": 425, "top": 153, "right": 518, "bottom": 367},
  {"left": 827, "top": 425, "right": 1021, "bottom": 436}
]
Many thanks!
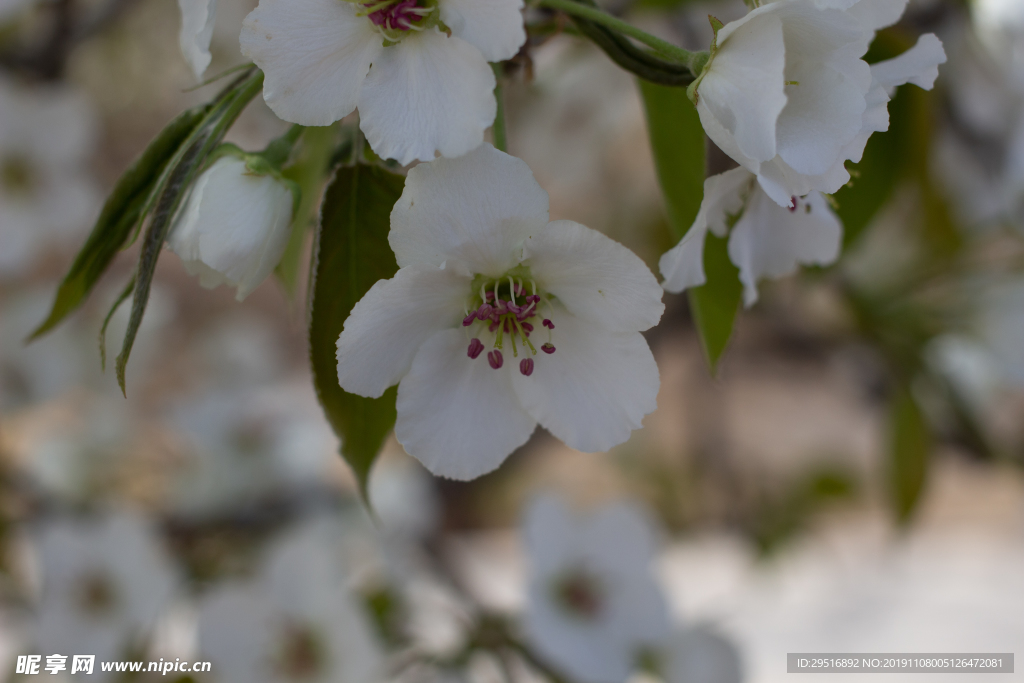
[{"left": 161, "top": 0, "right": 946, "bottom": 481}]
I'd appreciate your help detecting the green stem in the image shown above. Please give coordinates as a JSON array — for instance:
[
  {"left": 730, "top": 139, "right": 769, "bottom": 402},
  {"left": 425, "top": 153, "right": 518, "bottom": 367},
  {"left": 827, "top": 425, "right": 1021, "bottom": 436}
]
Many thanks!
[
  {"left": 533, "top": 0, "right": 701, "bottom": 69},
  {"left": 491, "top": 63, "right": 507, "bottom": 153},
  {"left": 263, "top": 124, "right": 305, "bottom": 167}
]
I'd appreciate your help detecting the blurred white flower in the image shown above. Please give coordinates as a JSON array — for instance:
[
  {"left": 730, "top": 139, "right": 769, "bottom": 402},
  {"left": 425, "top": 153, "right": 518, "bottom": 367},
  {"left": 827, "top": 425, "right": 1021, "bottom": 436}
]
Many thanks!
[
  {"left": 166, "top": 382, "right": 337, "bottom": 516},
  {"left": 522, "top": 495, "right": 670, "bottom": 683},
  {"left": 663, "top": 626, "right": 744, "bottom": 683},
  {"left": 369, "top": 455, "right": 439, "bottom": 540},
  {"left": 336, "top": 144, "right": 664, "bottom": 480},
  {"left": 0, "top": 78, "right": 100, "bottom": 278},
  {"left": 32, "top": 511, "right": 176, "bottom": 674},
  {"left": 198, "top": 518, "right": 384, "bottom": 683},
  {"left": 659, "top": 167, "right": 841, "bottom": 306},
  {"left": 178, "top": 0, "right": 218, "bottom": 80},
  {"left": 693, "top": 0, "right": 945, "bottom": 206},
  {"left": 167, "top": 155, "right": 295, "bottom": 301},
  {"left": 239, "top": 0, "right": 526, "bottom": 164}
]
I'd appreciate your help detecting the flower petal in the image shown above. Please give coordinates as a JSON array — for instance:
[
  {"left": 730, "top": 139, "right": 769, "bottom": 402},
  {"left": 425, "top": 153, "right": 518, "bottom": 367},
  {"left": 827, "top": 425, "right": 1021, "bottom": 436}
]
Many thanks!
[
  {"left": 870, "top": 33, "right": 946, "bottom": 93},
  {"left": 336, "top": 265, "right": 471, "bottom": 399},
  {"left": 698, "top": 10, "right": 787, "bottom": 163},
  {"left": 511, "top": 309, "right": 659, "bottom": 453},
  {"left": 240, "top": 0, "right": 381, "bottom": 126},
  {"left": 178, "top": 0, "right": 217, "bottom": 80},
  {"left": 359, "top": 29, "right": 496, "bottom": 166},
  {"left": 666, "top": 626, "right": 744, "bottom": 683},
  {"left": 522, "top": 494, "right": 577, "bottom": 576},
  {"left": 846, "top": 0, "right": 909, "bottom": 31},
  {"left": 389, "top": 143, "right": 549, "bottom": 273},
  {"left": 395, "top": 329, "right": 536, "bottom": 480},
  {"left": 660, "top": 168, "right": 753, "bottom": 293},
  {"left": 728, "top": 189, "right": 841, "bottom": 306},
  {"left": 440, "top": 0, "right": 526, "bottom": 63},
  {"left": 524, "top": 220, "right": 664, "bottom": 333}
]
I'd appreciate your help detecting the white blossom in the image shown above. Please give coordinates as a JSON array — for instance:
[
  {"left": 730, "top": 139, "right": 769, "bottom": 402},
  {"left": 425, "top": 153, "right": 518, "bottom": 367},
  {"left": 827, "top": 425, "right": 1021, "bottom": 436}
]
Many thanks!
[
  {"left": 32, "top": 511, "right": 177, "bottom": 677},
  {"left": 522, "top": 494, "right": 671, "bottom": 683},
  {"left": 659, "top": 167, "right": 842, "bottom": 306},
  {"left": 197, "top": 518, "right": 384, "bottom": 683},
  {"left": 167, "top": 155, "right": 295, "bottom": 301},
  {"left": 0, "top": 78, "right": 100, "bottom": 278},
  {"left": 239, "top": 0, "right": 526, "bottom": 165},
  {"left": 692, "top": 0, "right": 946, "bottom": 207},
  {"left": 178, "top": 0, "right": 218, "bottom": 80},
  {"left": 335, "top": 144, "right": 664, "bottom": 480}
]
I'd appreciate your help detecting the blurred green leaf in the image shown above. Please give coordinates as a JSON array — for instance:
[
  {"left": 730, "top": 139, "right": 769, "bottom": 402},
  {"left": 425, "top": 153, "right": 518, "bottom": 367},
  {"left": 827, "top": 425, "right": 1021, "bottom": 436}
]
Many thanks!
[
  {"left": 115, "top": 69, "right": 265, "bottom": 394},
  {"left": 29, "top": 105, "right": 209, "bottom": 340},
  {"left": 276, "top": 125, "right": 342, "bottom": 296},
  {"left": 688, "top": 232, "right": 741, "bottom": 373},
  {"left": 888, "top": 384, "right": 932, "bottom": 524},
  {"left": 638, "top": 80, "right": 704, "bottom": 241},
  {"left": 309, "top": 162, "right": 405, "bottom": 498}
]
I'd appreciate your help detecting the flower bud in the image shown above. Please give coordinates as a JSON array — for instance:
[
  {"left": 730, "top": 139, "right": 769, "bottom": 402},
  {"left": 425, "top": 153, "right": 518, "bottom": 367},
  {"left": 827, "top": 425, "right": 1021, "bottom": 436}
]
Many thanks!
[{"left": 167, "top": 155, "right": 295, "bottom": 301}]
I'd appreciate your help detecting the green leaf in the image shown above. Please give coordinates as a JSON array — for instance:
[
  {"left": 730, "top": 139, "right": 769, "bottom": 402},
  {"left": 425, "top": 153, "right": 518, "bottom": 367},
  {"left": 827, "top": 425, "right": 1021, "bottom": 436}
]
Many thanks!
[
  {"left": 887, "top": 384, "right": 931, "bottom": 524},
  {"left": 309, "top": 162, "right": 406, "bottom": 497},
  {"left": 29, "top": 105, "right": 209, "bottom": 340},
  {"left": 638, "top": 80, "right": 705, "bottom": 241},
  {"left": 687, "top": 232, "right": 741, "bottom": 372},
  {"left": 276, "top": 125, "right": 342, "bottom": 296},
  {"left": 115, "top": 69, "right": 265, "bottom": 395}
]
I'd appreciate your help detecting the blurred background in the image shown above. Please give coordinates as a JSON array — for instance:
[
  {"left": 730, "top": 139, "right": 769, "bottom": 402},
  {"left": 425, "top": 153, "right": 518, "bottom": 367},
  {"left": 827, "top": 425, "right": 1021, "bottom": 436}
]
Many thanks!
[{"left": 2, "top": 0, "right": 1024, "bottom": 681}]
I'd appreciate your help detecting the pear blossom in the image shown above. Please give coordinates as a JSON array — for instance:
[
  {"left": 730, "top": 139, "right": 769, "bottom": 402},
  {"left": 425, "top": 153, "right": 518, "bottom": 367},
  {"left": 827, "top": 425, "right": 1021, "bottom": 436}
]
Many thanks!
[
  {"left": 167, "top": 155, "right": 296, "bottom": 301},
  {"left": 664, "top": 626, "right": 744, "bottom": 683},
  {"left": 32, "top": 511, "right": 177, "bottom": 677},
  {"left": 239, "top": 0, "right": 526, "bottom": 165},
  {"left": 178, "top": 0, "right": 217, "bottom": 80},
  {"left": 522, "top": 494, "right": 671, "bottom": 683},
  {"left": 335, "top": 144, "right": 664, "bottom": 480},
  {"left": 659, "top": 167, "right": 842, "bottom": 306},
  {"left": 0, "top": 78, "right": 100, "bottom": 278},
  {"left": 692, "top": 0, "right": 946, "bottom": 207},
  {"left": 197, "top": 519, "right": 384, "bottom": 683}
]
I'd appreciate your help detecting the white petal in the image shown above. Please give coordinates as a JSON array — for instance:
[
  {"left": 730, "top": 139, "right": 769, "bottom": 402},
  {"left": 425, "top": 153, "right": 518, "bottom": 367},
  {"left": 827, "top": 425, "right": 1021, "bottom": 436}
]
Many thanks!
[
  {"left": 773, "top": 3, "right": 871, "bottom": 176},
  {"left": 522, "top": 494, "right": 577, "bottom": 576},
  {"left": 240, "top": 0, "right": 381, "bottom": 126},
  {"left": 524, "top": 220, "right": 664, "bottom": 333},
  {"left": 755, "top": 154, "right": 851, "bottom": 206},
  {"left": 698, "top": 10, "right": 787, "bottom": 164},
  {"left": 728, "top": 189, "right": 841, "bottom": 306},
  {"left": 440, "top": 0, "right": 526, "bottom": 63},
  {"left": 358, "top": 29, "right": 496, "bottom": 166},
  {"left": 167, "top": 157, "right": 294, "bottom": 301},
  {"left": 659, "top": 168, "right": 753, "bottom": 293},
  {"left": 336, "top": 265, "right": 471, "bottom": 399},
  {"left": 395, "top": 329, "right": 536, "bottom": 480},
  {"left": 511, "top": 310, "right": 659, "bottom": 453},
  {"left": 847, "top": 0, "right": 909, "bottom": 31},
  {"left": 389, "top": 143, "right": 549, "bottom": 273},
  {"left": 178, "top": 0, "right": 217, "bottom": 80},
  {"left": 870, "top": 33, "right": 946, "bottom": 93}
]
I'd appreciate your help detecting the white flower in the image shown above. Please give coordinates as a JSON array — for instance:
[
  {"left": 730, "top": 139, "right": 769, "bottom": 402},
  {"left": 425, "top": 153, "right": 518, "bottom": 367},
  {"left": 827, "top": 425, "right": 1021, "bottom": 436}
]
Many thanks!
[
  {"left": 178, "top": 0, "right": 218, "bottom": 80},
  {"left": 663, "top": 626, "right": 744, "bottom": 683},
  {"left": 32, "top": 511, "right": 176, "bottom": 675},
  {"left": 693, "top": 0, "right": 946, "bottom": 207},
  {"left": 335, "top": 144, "right": 664, "bottom": 480},
  {"left": 659, "top": 167, "right": 842, "bottom": 306},
  {"left": 522, "top": 495, "right": 671, "bottom": 683},
  {"left": 167, "top": 155, "right": 295, "bottom": 301},
  {"left": 197, "top": 519, "right": 384, "bottom": 683},
  {"left": 0, "top": 77, "right": 100, "bottom": 278},
  {"left": 239, "top": 0, "right": 526, "bottom": 165}
]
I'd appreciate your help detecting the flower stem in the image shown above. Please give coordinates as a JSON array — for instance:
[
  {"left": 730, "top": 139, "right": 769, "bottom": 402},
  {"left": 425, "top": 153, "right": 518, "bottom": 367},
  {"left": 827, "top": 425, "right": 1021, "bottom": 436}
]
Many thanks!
[{"left": 532, "top": 0, "right": 701, "bottom": 69}]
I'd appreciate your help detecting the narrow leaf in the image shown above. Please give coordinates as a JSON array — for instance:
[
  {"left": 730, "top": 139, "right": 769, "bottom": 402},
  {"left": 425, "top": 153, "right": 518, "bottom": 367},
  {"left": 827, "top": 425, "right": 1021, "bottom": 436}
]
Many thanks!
[
  {"left": 638, "top": 80, "right": 705, "bottom": 241},
  {"left": 309, "top": 163, "right": 405, "bottom": 497},
  {"left": 29, "top": 105, "right": 209, "bottom": 339},
  {"left": 688, "top": 232, "right": 741, "bottom": 372},
  {"left": 887, "top": 384, "right": 931, "bottom": 524},
  {"left": 115, "top": 69, "right": 265, "bottom": 394}
]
